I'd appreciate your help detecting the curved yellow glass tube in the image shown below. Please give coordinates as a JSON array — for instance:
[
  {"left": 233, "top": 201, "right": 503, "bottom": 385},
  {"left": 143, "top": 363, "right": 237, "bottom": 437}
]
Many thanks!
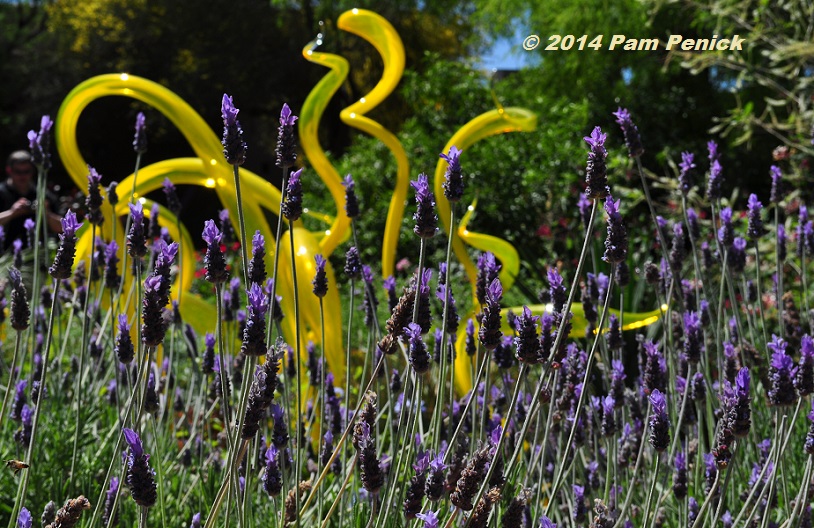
[
  {"left": 457, "top": 197, "right": 520, "bottom": 295},
  {"left": 55, "top": 74, "right": 346, "bottom": 383},
  {"left": 454, "top": 303, "right": 668, "bottom": 394},
  {"left": 299, "top": 37, "right": 352, "bottom": 255},
  {"left": 337, "top": 8, "right": 408, "bottom": 279},
  {"left": 432, "top": 106, "right": 537, "bottom": 297},
  {"left": 430, "top": 106, "right": 535, "bottom": 392}
]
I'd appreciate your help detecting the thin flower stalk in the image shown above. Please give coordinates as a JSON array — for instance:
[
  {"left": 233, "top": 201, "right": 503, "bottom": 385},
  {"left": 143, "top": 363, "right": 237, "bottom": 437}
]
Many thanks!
[
  {"left": 69, "top": 222, "right": 97, "bottom": 486},
  {"left": 0, "top": 331, "right": 24, "bottom": 431},
  {"left": 8, "top": 280, "right": 60, "bottom": 527},
  {"left": 544, "top": 267, "right": 617, "bottom": 516}
]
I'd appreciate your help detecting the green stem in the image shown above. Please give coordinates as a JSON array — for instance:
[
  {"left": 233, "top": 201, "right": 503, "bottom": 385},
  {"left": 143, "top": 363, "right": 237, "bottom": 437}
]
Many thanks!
[
  {"left": 0, "top": 331, "right": 24, "bottom": 431},
  {"left": 69, "top": 224, "right": 97, "bottom": 486},
  {"left": 232, "top": 163, "right": 249, "bottom": 286},
  {"left": 8, "top": 279, "right": 60, "bottom": 527}
]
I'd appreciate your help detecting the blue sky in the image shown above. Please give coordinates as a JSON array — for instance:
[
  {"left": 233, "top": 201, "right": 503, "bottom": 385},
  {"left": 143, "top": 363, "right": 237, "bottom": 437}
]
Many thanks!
[{"left": 477, "top": 26, "right": 540, "bottom": 70}]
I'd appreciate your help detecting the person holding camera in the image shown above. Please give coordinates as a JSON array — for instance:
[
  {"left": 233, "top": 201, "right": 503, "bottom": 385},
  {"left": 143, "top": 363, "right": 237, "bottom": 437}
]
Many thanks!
[{"left": 0, "top": 150, "right": 63, "bottom": 251}]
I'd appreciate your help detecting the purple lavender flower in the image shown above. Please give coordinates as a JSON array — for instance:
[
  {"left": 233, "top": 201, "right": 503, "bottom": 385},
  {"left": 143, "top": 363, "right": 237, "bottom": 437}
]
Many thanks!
[
  {"left": 573, "top": 484, "right": 587, "bottom": 522},
  {"left": 476, "top": 252, "right": 501, "bottom": 306},
  {"left": 383, "top": 275, "right": 397, "bottom": 313},
  {"left": 678, "top": 151, "right": 695, "bottom": 195},
  {"left": 411, "top": 173, "right": 438, "bottom": 238},
  {"left": 125, "top": 201, "right": 147, "bottom": 259},
  {"left": 115, "top": 313, "right": 134, "bottom": 364},
  {"left": 728, "top": 237, "right": 747, "bottom": 273},
  {"left": 202, "top": 220, "right": 228, "bottom": 283},
  {"left": 796, "top": 335, "right": 814, "bottom": 395},
  {"left": 415, "top": 510, "right": 440, "bottom": 528},
  {"left": 10, "top": 379, "right": 27, "bottom": 421},
  {"left": 49, "top": 211, "right": 82, "bottom": 280},
  {"left": 86, "top": 166, "right": 104, "bottom": 225},
  {"left": 240, "top": 283, "right": 269, "bottom": 357},
  {"left": 342, "top": 174, "right": 360, "bottom": 219},
  {"left": 27, "top": 115, "right": 53, "bottom": 170},
  {"left": 747, "top": 194, "right": 764, "bottom": 240},
  {"left": 643, "top": 341, "right": 666, "bottom": 395},
  {"left": 276, "top": 103, "right": 297, "bottom": 169},
  {"left": 603, "top": 195, "right": 628, "bottom": 264},
  {"left": 707, "top": 159, "right": 723, "bottom": 201},
  {"left": 405, "top": 322, "right": 431, "bottom": 374},
  {"left": 768, "top": 335, "right": 797, "bottom": 406},
  {"left": 436, "top": 283, "right": 459, "bottom": 338},
  {"left": 190, "top": 513, "right": 201, "bottom": 528},
  {"left": 282, "top": 167, "right": 303, "bottom": 221},
  {"left": 670, "top": 222, "right": 686, "bottom": 271},
  {"left": 245, "top": 230, "right": 266, "bottom": 285},
  {"left": 312, "top": 254, "right": 328, "bottom": 298},
  {"left": 729, "top": 367, "right": 751, "bottom": 437},
  {"left": 344, "top": 246, "right": 362, "bottom": 280},
  {"left": 262, "top": 444, "right": 283, "bottom": 496},
  {"left": 577, "top": 192, "right": 592, "bottom": 229},
  {"left": 805, "top": 400, "right": 814, "bottom": 454},
  {"left": 104, "top": 240, "right": 120, "bottom": 290},
  {"left": 539, "top": 515, "right": 558, "bottom": 528},
  {"left": 123, "top": 428, "right": 157, "bottom": 507},
  {"left": 718, "top": 206, "right": 734, "bottom": 247},
  {"left": 162, "top": 177, "right": 181, "bottom": 215},
  {"left": 141, "top": 275, "right": 167, "bottom": 346},
  {"left": 514, "top": 305, "right": 541, "bottom": 364},
  {"left": 478, "top": 278, "right": 503, "bottom": 350},
  {"left": 778, "top": 223, "right": 787, "bottom": 261},
  {"left": 424, "top": 451, "right": 446, "bottom": 501},
  {"left": 547, "top": 268, "right": 566, "bottom": 314},
  {"left": 132, "top": 111, "right": 148, "bottom": 154},
  {"left": 770, "top": 165, "right": 783, "bottom": 204},
  {"left": 16, "top": 507, "right": 32, "bottom": 528},
  {"left": 613, "top": 107, "right": 644, "bottom": 158},
  {"left": 584, "top": 126, "right": 609, "bottom": 199},
  {"left": 648, "top": 389, "right": 670, "bottom": 451},
  {"left": 101, "top": 477, "right": 119, "bottom": 527},
  {"left": 355, "top": 421, "right": 384, "bottom": 493},
  {"left": 601, "top": 394, "right": 616, "bottom": 437},
  {"left": 241, "top": 349, "right": 279, "bottom": 439},
  {"left": 684, "top": 311, "right": 703, "bottom": 363},
  {"left": 9, "top": 267, "right": 29, "bottom": 331},
  {"left": 673, "top": 451, "right": 687, "bottom": 499},
  {"left": 440, "top": 145, "right": 464, "bottom": 202},
  {"left": 222, "top": 94, "right": 247, "bottom": 165}
]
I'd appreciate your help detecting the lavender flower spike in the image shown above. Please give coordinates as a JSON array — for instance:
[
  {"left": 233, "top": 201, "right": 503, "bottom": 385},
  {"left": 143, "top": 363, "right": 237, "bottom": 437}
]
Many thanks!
[
  {"left": 312, "top": 254, "right": 328, "bottom": 298},
  {"left": 677, "top": 151, "right": 695, "bottom": 195},
  {"left": 747, "top": 194, "right": 764, "bottom": 240},
  {"left": 405, "top": 322, "right": 431, "bottom": 374},
  {"left": 248, "top": 230, "right": 266, "bottom": 285},
  {"left": 440, "top": 145, "right": 464, "bottom": 202},
  {"left": 202, "top": 219, "right": 228, "bottom": 283},
  {"left": 282, "top": 167, "right": 303, "bottom": 221},
  {"left": 478, "top": 277, "right": 503, "bottom": 350},
  {"left": 221, "top": 94, "right": 247, "bottom": 165},
  {"left": 770, "top": 165, "right": 783, "bottom": 203},
  {"left": 343, "top": 174, "right": 360, "bottom": 219},
  {"left": 415, "top": 510, "right": 440, "bottom": 528},
  {"left": 49, "top": 211, "right": 82, "bottom": 280},
  {"left": 123, "top": 427, "right": 157, "bottom": 507},
  {"left": 603, "top": 194, "right": 628, "bottom": 264},
  {"left": 86, "top": 166, "right": 104, "bottom": 225},
  {"left": 276, "top": 103, "right": 298, "bottom": 169},
  {"left": 133, "top": 111, "right": 147, "bottom": 154},
  {"left": 584, "top": 126, "right": 609, "bottom": 199},
  {"left": 648, "top": 389, "right": 670, "bottom": 451},
  {"left": 613, "top": 107, "right": 643, "bottom": 158},
  {"left": 411, "top": 173, "right": 438, "bottom": 238},
  {"left": 17, "top": 507, "right": 32, "bottom": 528},
  {"left": 707, "top": 159, "right": 723, "bottom": 201}
]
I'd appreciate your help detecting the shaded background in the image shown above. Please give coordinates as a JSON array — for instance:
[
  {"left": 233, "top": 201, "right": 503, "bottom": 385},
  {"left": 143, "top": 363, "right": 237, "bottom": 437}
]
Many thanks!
[{"left": 2, "top": 0, "right": 812, "bottom": 301}]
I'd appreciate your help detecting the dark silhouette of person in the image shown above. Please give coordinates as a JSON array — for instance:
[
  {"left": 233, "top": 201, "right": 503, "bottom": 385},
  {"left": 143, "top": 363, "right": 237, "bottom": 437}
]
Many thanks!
[{"left": 0, "top": 150, "right": 63, "bottom": 251}]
